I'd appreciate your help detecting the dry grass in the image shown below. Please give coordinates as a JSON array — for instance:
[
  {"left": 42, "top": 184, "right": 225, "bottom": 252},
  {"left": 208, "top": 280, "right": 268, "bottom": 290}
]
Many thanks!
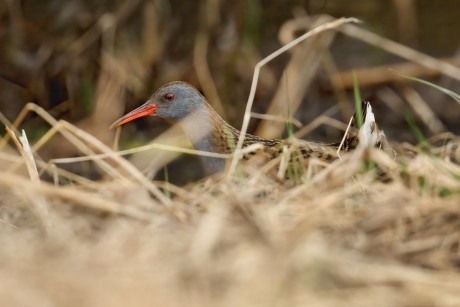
[
  {"left": 1, "top": 11, "right": 460, "bottom": 307},
  {"left": 1, "top": 110, "right": 460, "bottom": 306}
]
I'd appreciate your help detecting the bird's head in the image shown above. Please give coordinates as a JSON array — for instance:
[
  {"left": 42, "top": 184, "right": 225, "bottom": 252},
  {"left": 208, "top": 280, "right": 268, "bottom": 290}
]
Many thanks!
[{"left": 110, "top": 82, "right": 206, "bottom": 129}]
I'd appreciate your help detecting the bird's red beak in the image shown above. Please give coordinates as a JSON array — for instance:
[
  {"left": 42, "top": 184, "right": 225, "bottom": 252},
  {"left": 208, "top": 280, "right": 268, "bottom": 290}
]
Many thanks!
[{"left": 109, "top": 102, "right": 157, "bottom": 129}]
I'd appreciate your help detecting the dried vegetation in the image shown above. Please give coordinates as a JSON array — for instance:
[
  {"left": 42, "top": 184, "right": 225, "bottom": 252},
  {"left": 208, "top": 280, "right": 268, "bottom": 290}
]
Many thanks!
[{"left": 1, "top": 1, "right": 460, "bottom": 306}]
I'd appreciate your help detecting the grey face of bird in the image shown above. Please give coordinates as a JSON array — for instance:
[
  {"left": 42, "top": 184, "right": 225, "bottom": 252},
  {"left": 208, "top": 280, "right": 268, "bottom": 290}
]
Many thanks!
[
  {"left": 150, "top": 82, "right": 206, "bottom": 121},
  {"left": 109, "top": 82, "right": 207, "bottom": 129}
]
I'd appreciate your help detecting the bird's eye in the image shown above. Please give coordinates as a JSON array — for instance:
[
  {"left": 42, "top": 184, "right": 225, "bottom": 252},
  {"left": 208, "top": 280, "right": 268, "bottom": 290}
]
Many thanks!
[{"left": 164, "top": 93, "right": 175, "bottom": 101}]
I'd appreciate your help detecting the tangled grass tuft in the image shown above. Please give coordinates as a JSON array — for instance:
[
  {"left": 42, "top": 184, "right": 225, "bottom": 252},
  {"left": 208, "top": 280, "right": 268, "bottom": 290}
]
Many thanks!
[{"left": 1, "top": 116, "right": 460, "bottom": 306}]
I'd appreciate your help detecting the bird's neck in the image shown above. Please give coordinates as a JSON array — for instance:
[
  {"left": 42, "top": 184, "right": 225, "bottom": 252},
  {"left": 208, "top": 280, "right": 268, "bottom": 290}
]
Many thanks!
[{"left": 178, "top": 103, "right": 236, "bottom": 173}]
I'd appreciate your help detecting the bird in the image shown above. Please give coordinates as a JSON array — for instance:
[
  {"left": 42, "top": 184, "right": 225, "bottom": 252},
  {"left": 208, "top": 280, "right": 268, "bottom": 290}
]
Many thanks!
[{"left": 110, "top": 81, "right": 355, "bottom": 174}]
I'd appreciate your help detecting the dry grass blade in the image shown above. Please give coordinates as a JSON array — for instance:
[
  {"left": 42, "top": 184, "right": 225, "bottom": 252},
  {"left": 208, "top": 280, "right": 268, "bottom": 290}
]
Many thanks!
[
  {"left": 330, "top": 57, "right": 460, "bottom": 90},
  {"left": 4, "top": 127, "right": 50, "bottom": 233},
  {"left": 250, "top": 112, "right": 303, "bottom": 128},
  {"left": 5, "top": 128, "right": 39, "bottom": 182},
  {"left": 4, "top": 103, "right": 171, "bottom": 206},
  {"left": 0, "top": 172, "right": 151, "bottom": 221},
  {"left": 402, "top": 86, "right": 446, "bottom": 134},
  {"left": 228, "top": 17, "right": 361, "bottom": 177},
  {"left": 339, "top": 23, "right": 460, "bottom": 82},
  {"left": 193, "top": 0, "right": 225, "bottom": 117},
  {"left": 256, "top": 15, "right": 338, "bottom": 138}
]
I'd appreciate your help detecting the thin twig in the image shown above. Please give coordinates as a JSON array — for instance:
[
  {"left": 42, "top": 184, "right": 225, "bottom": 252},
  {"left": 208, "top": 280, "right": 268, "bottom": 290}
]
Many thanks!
[{"left": 227, "top": 17, "right": 360, "bottom": 178}]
